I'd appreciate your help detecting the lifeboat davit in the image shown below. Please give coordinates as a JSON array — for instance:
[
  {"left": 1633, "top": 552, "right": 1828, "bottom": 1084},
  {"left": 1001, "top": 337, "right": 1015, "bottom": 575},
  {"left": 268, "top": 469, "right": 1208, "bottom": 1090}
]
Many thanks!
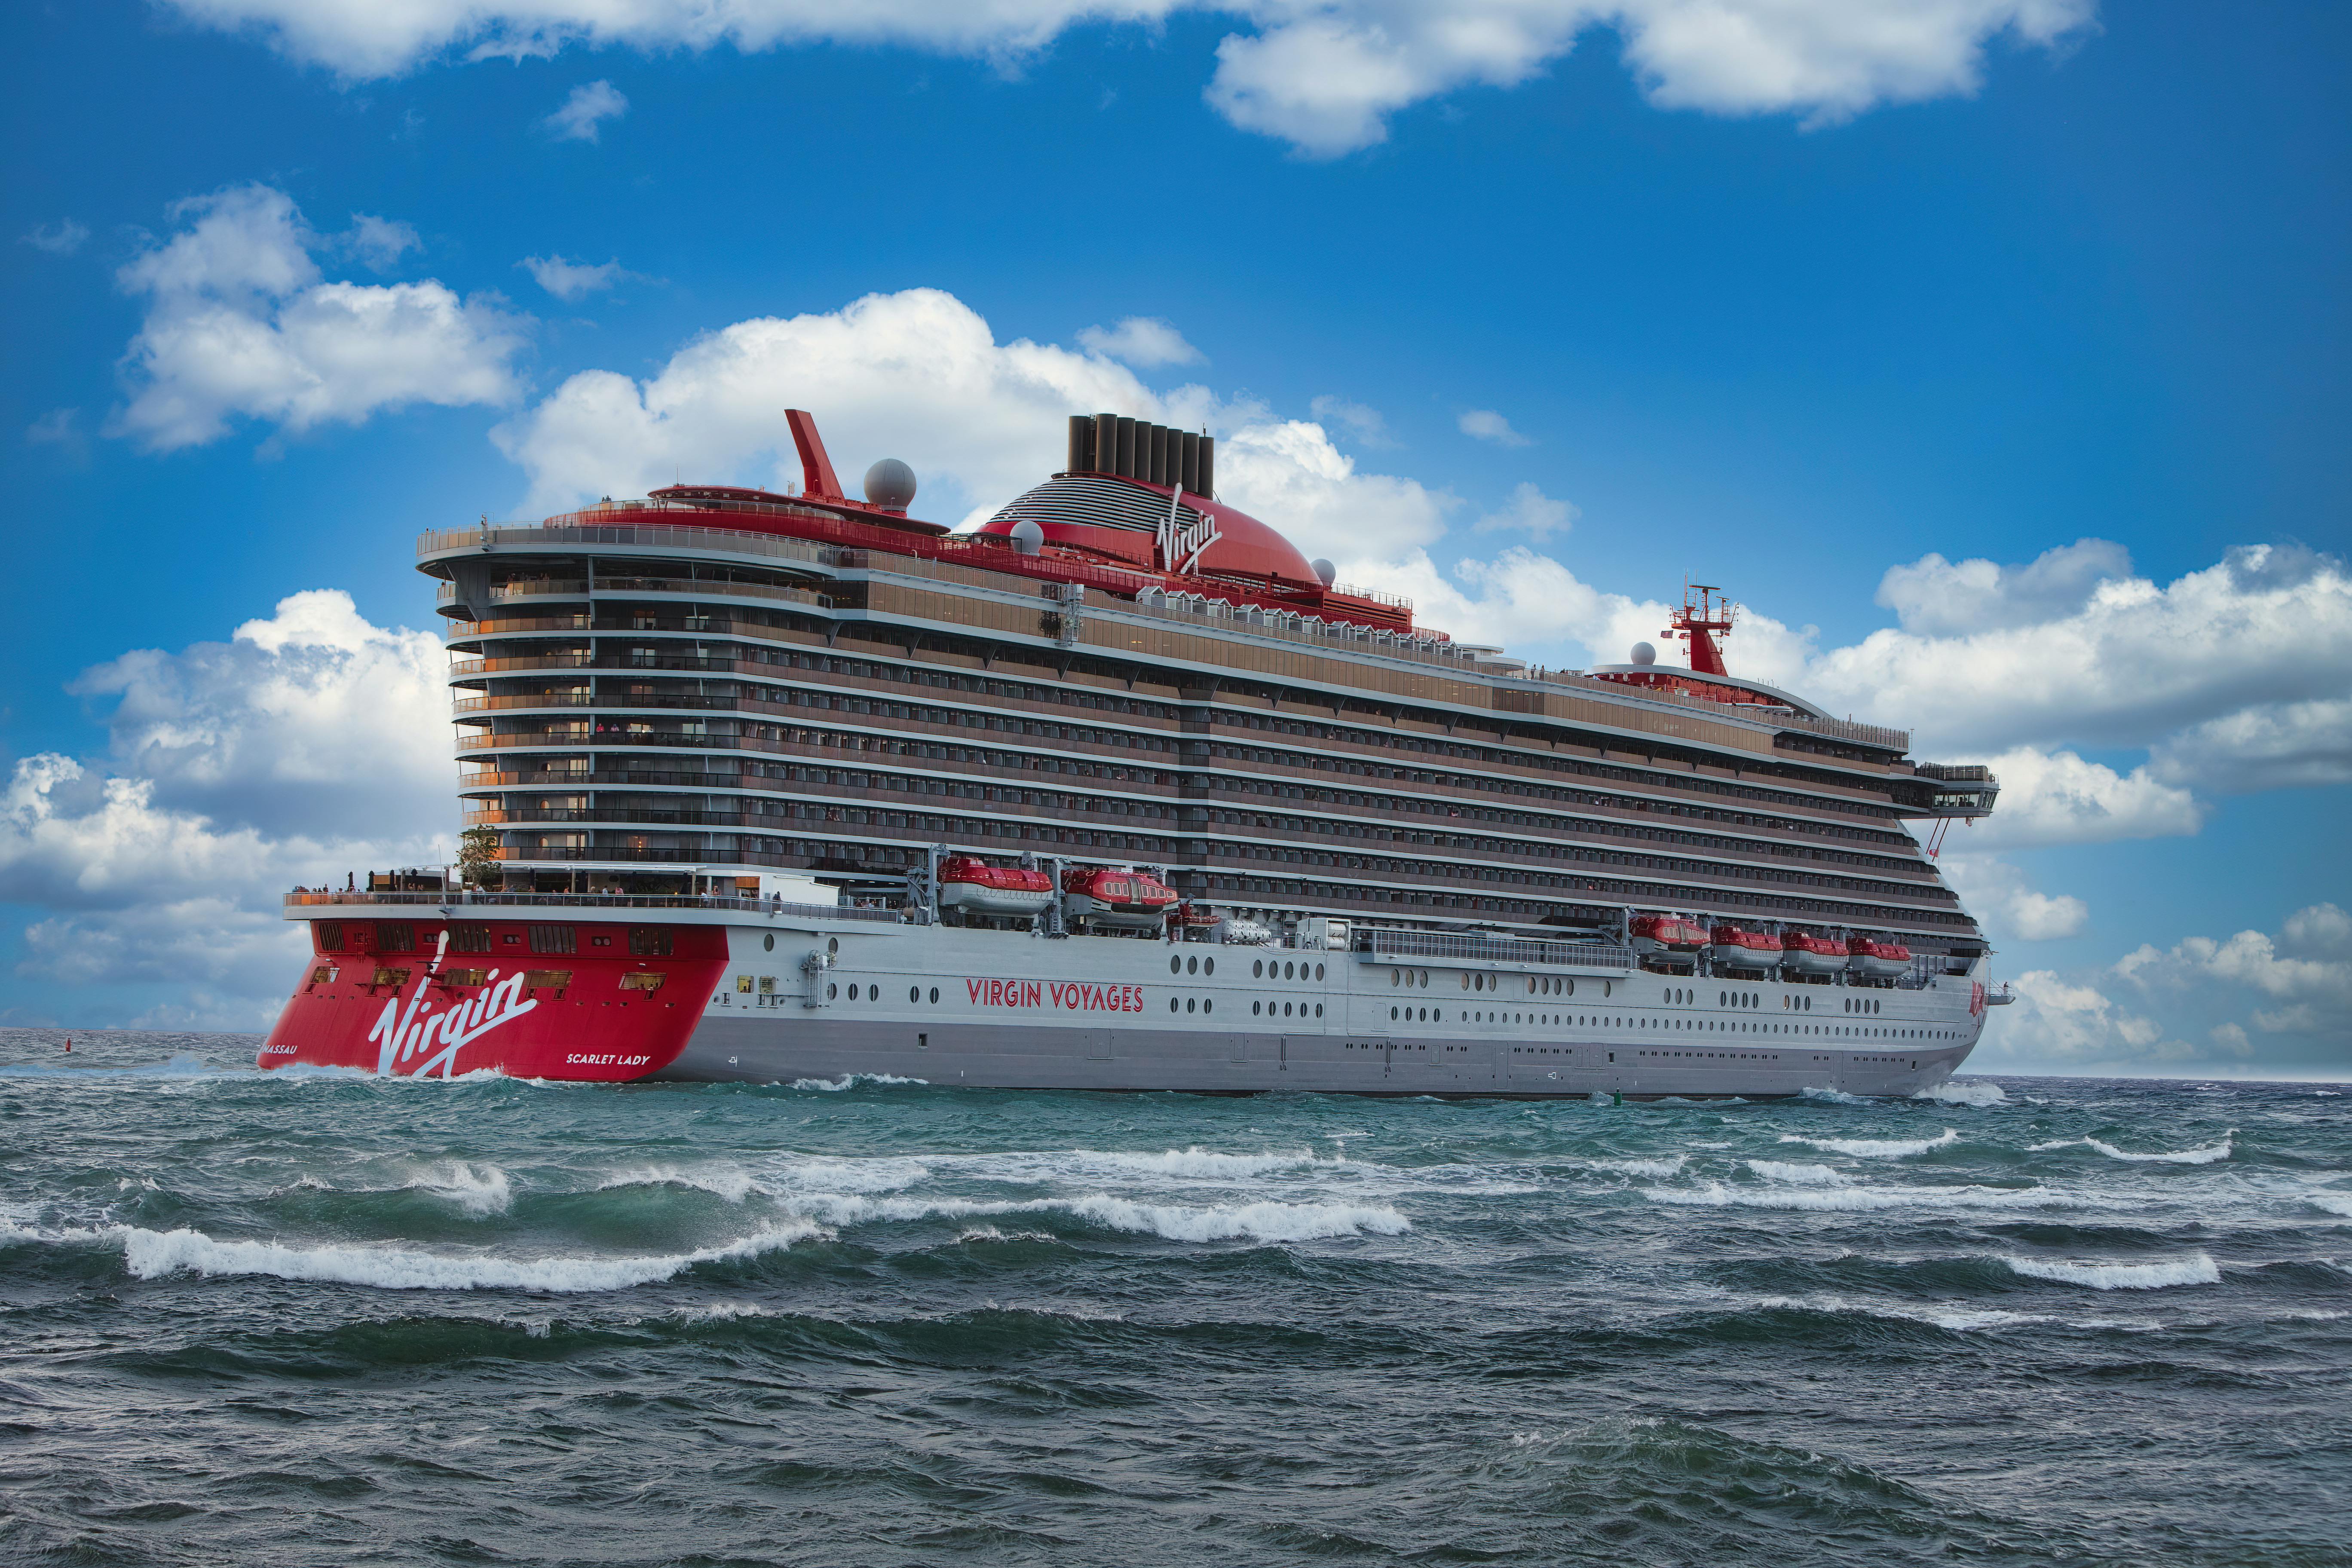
[
  {"left": 1062, "top": 867, "right": 1180, "bottom": 931},
  {"left": 1709, "top": 924, "right": 1782, "bottom": 972},
  {"left": 1631, "top": 914, "right": 1708, "bottom": 971},
  {"left": 1781, "top": 931, "right": 1847, "bottom": 978},
  {"left": 1847, "top": 935, "right": 1912, "bottom": 980},
  {"left": 938, "top": 856, "right": 1054, "bottom": 919}
]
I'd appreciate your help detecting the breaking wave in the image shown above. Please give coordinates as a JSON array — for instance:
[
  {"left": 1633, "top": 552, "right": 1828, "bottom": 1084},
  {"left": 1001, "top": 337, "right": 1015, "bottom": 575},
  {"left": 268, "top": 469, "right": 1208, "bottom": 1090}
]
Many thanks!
[
  {"left": 1647, "top": 1181, "right": 2092, "bottom": 1213},
  {"left": 1914, "top": 1080, "right": 2006, "bottom": 1106},
  {"left": 2001, "top": 1254, "right": 2222, "bottom": 1290},
  {"left": 1743, "top": 1160, "right": 1848, "bottom": 1185},
  {"left": 9, "top": 1220, "right": 825, "bottom": 1293},
  {"left": 2030, "top": 1134, "right": 2233, "bottom": 1164},
  {"left": 1586, "top": 1155, "right": 1688, "bottom": 1178},
  {"left": 778, "top": 1190, "right": 1408, "bottom": 1242},
  {"left": 408, "top": 1162, "right": 514, "bottom": 1216},
  {"left": 1780, "top": 1130, "right": 1959, "bottom": 1159}
]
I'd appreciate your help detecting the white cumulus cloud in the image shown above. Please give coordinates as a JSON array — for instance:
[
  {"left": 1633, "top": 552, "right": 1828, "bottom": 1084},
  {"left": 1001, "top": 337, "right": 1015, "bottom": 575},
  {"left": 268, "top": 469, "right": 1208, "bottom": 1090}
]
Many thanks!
[
  {"left": 1078, "top": 316, "right": 1202, "bottom": 367},
  {"left": 491, "top": 286, "right": 1457, "bottom": 556},
  {"left": 543, "top": 79, "right": 628, "bottom": 141},
  {"left": 1937, "top": 853, "right": 2087, "bottom": 941},
  {"left": 1473, "top": 481, "right": 1577, "bottom": 539},
  {"left": 522, "top": 254, "right": 625, "bottom": 300},
  {"left": 110, "top": 184, "right": 526, "bottom": 452},
  {"left": 1458, "top": 407, "right": 1530, "bottom": 446},
  {"left": 155, "top": 1, "right": 2098, "bottom": 155},
  {"left": 3, "top": 591, "right": 458, "bottom": 1024}
]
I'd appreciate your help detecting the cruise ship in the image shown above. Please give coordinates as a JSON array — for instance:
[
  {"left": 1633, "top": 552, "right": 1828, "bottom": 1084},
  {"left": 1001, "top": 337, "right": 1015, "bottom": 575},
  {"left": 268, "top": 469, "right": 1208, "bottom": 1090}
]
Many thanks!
[{"left": 263, "top": 411, "right": 2009, "bottom": 1097}]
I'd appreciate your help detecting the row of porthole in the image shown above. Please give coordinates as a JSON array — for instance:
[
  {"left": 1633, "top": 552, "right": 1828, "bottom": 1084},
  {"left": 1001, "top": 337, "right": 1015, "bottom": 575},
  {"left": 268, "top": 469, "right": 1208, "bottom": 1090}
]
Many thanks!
[
  {"left": 1170, "top": 954, "right": 1219, "bottom": 976},
  {"left": 1170, "top": 996, "right": 1215, "bottom": 1014},
  {"left": 1845, "top": 997, "right": 1883, "bottom": 1014},
  {"left": 1254, "top": 1001, "right": 1325, "bottom": 1018},
  {"left": 1254, "top": 959, "right": 1326, "bottom": 981},
  {"left": 828, "top": 983, "right": 947, "bottom": 1002}
]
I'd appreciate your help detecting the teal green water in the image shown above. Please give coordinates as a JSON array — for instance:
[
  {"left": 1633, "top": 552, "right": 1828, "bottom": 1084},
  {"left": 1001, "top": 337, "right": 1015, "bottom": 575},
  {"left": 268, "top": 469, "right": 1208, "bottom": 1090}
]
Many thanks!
[{"left": 2, "top": 1029, "right": 2347, "bottom": 1566}]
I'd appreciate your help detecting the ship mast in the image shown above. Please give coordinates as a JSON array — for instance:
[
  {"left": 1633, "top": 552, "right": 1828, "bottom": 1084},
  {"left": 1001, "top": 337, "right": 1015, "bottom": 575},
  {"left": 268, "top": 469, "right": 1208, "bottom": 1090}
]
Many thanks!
[{"left": 1667, "top": 582, "right": 1735, "bottom": 676}]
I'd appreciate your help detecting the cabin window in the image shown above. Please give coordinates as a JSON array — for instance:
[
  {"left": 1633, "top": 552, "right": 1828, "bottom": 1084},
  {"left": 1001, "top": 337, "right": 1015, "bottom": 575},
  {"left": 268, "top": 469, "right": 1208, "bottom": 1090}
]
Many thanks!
[
  {"left": 621, "top": 973, "right": 665, "bottom": 993},
  {"left": 314, "top": 922, "right": 343, "bottom": 953},
  {"left": 628, "top": 927, "right": 672, "bottom": 957},
  {"left": 376, "top": 922, "right": 414, "bottom": 953},
  {"left": 447, "top": 924, "right": 492, "bottom": 953},
  {"left": 530, "top": 924, "right": 576, "bottom": 955},
  {"left": 524, "top": 970, "right": 573, "bottom": 992}
]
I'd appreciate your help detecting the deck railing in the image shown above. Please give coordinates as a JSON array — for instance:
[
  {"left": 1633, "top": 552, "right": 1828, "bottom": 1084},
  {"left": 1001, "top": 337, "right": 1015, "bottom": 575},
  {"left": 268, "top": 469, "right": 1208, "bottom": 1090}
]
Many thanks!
[
  {"left": 1359, "top": 927, "right": 1634, "bottom": 971},
  {"left": 282, "top": 889, "right": 905, "bottom": 922}
]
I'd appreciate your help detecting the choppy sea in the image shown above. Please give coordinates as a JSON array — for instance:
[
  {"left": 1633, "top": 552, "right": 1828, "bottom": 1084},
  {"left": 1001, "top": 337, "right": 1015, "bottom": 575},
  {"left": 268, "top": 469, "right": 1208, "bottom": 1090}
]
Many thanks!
[{"left": 1, "top": 1029, "right": 2346, "bottom": 1566}]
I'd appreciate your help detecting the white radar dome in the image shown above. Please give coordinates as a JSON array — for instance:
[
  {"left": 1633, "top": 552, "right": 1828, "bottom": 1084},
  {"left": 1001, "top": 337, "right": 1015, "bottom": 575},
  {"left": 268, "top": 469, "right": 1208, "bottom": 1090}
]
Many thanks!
[
  {"left": 1631, "top": 641, "right": 1657, "bottom": 665},
  {"left": 1009, "top": 519, "right": 1044, "bottom": 556},
  {"left": 1310, "top": 557, "right": 1337, "bottom": 588},
  {"left": 864, "top": 458, "right": 917, "bottom": 510}
]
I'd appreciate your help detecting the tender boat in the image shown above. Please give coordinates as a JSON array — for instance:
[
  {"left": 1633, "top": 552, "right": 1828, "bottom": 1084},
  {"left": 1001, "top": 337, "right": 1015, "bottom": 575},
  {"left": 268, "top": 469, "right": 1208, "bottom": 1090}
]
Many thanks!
[
  {"left": 1710, "top": 924, "right": 1782, "bottom": 972},
  {"left": 1061, "top": 867, "right": 1180, "bottom": 931},
  {"left": 1847, "top": 934, "right": 1913, "bottom": 981},
  {"left": 937, "top": 856, "right": 1055, "bottom": 921},
  {"left": 1631, "top": 914, "right": 1709, "bottom": 969},
  {"left": 1781, "top": 930, "right": 1848, "bottom": 978}
]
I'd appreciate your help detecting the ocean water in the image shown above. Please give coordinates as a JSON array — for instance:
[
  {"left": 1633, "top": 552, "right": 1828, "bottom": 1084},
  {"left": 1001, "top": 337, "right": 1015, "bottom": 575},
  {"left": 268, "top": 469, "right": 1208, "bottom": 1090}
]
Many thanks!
[{"left": 2, "top": 1030, "right": 2346, "bottom": 1567}]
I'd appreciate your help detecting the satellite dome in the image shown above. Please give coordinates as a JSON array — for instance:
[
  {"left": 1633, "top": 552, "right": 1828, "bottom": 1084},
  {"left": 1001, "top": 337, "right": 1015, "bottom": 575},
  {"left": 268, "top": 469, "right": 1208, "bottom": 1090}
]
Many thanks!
[
  {"left": 1631, "top": 641, "right": 1657, "bottom": 665},
  {"left": 1310, "top": 557, "right": 1337, "bottom": 588},
  {"left": 1009, "top": 519, "right": 1044, "bottom": 556},
  {"left": 864, "top": 458, "right": 917, "bottom": 510}
]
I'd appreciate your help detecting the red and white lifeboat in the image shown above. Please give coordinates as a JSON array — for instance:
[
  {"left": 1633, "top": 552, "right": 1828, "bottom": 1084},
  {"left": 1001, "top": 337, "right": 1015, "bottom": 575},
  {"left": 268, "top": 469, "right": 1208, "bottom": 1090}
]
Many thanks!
[
  {"left": 1631, "top": 914, "right": 1709, "bottom": 953},
  {"left": 1781, "top": 931, "right": 1847, "bottom": 977},
  {"left": 1847, "top": 935, "right": 1912, "bottom": 980},
  {"left": 1062, "top": 867, "right": 1180, "bottom": 931},
  {"left": 1709, "top": 924, "right": 1782, "bottom": 972},
  {"left": 938, "top": 856, "right": 1055, "bottom": 918}
]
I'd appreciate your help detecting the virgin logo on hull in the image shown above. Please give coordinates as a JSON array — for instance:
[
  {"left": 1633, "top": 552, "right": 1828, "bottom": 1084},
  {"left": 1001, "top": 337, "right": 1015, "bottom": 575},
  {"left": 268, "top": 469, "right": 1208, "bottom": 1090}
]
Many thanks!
[{"left": 366, "top": 969, "right": 539, "bottom": 1078}]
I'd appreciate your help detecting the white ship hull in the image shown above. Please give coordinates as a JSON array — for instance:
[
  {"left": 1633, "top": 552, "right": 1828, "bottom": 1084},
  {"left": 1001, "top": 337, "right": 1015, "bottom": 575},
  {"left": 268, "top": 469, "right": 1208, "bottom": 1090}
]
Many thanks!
[{"left": 660, "top": 918, "right": 1988, "bottom": 1099}]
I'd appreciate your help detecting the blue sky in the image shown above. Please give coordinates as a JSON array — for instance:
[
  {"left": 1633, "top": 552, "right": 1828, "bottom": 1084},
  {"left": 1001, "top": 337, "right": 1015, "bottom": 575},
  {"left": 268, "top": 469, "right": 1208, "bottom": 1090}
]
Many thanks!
[{"left": 2, "top": 0, "right": 2346, "bottom": 1075}]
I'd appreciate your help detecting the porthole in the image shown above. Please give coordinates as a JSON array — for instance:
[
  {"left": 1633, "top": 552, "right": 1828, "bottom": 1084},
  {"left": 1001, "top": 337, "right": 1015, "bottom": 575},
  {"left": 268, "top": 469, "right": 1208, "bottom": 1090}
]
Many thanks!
[
  {"left": 763, "top": 934, "right": 775, "bottom": 952},
  {"left": 1170, "top": 998, "right": 1179, "bottom": 1014},
  {"left": 1393, "top": 971, "right": 1402, "bottom": 987},
  {"left": 1419, "top": 970, "right": 1430, "bottom": 986},
  {"left": 826, "top": 983, "right": 837, "bottom": 999},
  {"left": 1284, "top": 961, "right": 1296, "bottom": 980},
  {"left": 1204, "top": 998, "right": 1213, "bottom": 1014},
  {"left": 1566, "top": 979, "right": 1575, "bottom": 997},
  {"left": 1316, "top": 963, "right": 1326, "bottom": 981},
  {"left": 1314, "top": 1004, "right": 1323, "bottom": 1018},
  {"left": 1171, "top": 956, "right": 1183, "bottom": 975},
  {"left": 1720, "top": 990, "right": 1727, "bottom": 1006},
  {"left": 1461, "top": 972, "right": 1470, "bottom": 991},
  {"left": 1188, "top": 956, "right": 1200, "bottom": 975},
  {"left": 827, "top": 938, "right": 838, "bottom": 956},
  {"left": 1204, "top": 958, "right": 1214, "bottom": 977},
  {"left": 1254, "top": 960, "right": 1265, "bottom": 978},
  {"left": 909, "top": 986, "right": 920, "bottom": 1003},
  {"left": 1390, "top": 1005, "right": 1398, "bottom": 1020},
  {"left": 1187, "top": 998, "right": 1197, "bottom": 1013},
  {"left": 929, "top": 987, "right": 939, "bottom": 1003},
  {"left": 1283, "top": 1001, "right": 1293, "bottom": 1017}
]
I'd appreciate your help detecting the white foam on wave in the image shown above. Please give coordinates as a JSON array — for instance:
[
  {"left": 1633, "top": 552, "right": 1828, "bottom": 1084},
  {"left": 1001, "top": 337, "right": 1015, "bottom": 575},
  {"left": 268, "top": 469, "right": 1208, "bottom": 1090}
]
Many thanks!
[
  {"left": 409, "top": 1162, "right": 513, "bottom": 1216},
  {"left": 1061, "top": 1147, "right": 1340, "bottom": 1180},
  {"left": 788, "top": 1073, "right": 928, "bottom": 1092},
  {"left": 2030, "top": 1133, "right": 2233, "bottom": 1164},
  {"left": 1743, "top": 1160, "right": 1848, "bottom": 1186},
  {"left": 597, "top": 1164, "right": 767, "bottom": 1204},
  {"left": 2001, "top": 1253, "right": 2221, "bottom": 1289},
  {"left": 778, "top": 1190, "right": 1408, "bottom": 1243},
  {"left": 1798, "top": 1087, "right": 1871, "bottom": 1106},
  {"left": 117, "top": 1220, "right": 825, "bottom": 1292},
  {"left": 1752, "top": 1293, "right": 2056, "bottom": 1333},
  {"left": 1587, "top": 1155, "right": 1687, "bottom": 1178},
  {"left": 1780, "top": 1130, "right": 1959, "bottom": 1159},
  {"left": 2304, "top": 1191, "right": 2352, "bottom": 1217},
  {"left": 1647, "top": 1180, "right": 2093, "bottom": 1213},
  {"left": 955, "top": 1225, "right": 1058, "bottom": 1244},
  {"left": 1913, "top": 1080, "right": 2006, "bottom": 1106}
]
